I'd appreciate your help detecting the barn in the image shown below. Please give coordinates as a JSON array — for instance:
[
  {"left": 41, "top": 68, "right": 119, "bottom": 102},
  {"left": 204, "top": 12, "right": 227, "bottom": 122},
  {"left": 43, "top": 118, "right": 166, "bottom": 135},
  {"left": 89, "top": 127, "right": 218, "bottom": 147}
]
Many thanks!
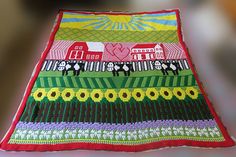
[{"left": 65, "top": 42, "right": 104, "bottom": 61}]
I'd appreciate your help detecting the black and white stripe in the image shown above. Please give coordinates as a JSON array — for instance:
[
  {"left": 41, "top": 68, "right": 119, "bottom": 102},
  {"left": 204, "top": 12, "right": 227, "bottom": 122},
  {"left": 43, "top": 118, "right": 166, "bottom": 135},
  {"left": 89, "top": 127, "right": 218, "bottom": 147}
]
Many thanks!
[{"left": 41, "top": 59, "right": 190, "bottom": 72}]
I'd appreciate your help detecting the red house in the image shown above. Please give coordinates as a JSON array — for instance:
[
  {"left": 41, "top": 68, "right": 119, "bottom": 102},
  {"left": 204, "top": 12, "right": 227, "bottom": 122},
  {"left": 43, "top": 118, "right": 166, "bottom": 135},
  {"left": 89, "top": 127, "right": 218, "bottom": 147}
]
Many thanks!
[
  {"left": 131, "top": 43, "right": 165, "bottom": 61},
  {"left": 65, "top": 42, "right": 104, "bottom": 61}
]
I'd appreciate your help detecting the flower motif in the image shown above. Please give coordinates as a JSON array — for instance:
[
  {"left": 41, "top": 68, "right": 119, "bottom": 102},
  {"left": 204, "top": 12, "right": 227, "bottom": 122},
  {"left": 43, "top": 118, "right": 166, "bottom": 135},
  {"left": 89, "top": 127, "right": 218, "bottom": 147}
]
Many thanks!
[
  {"left": 208, "top": 127, "right": 220, "bottom": 137},
  {"left": 185, "top": 127, "right": 197, "bottom": 136},
  {"left": 104, "top": 89, "right": 117, "bottom": 102},
  {"left": 64, "top": 129, "right": 77, "bottom": 139},
  {"left": 185, "top": 87, "right": 199, "bottom": 99},
  {"left": 47, "top": 88, "right": 60, "bottom": 101},
  {"left": 26, "top": 130, "right": 39, "bottom": 140},
  {"left": 76, "top": 89, "right": 89, "bottom": 102},
  {"left": 138, "top": 129, "right": 149, "bottom": 139},
  {"left": 103, "top": 130, "right": 114, "bottom": 140},
  {"left": 39, "top": 130, "right": 52, "bottom": 140},
  {"left": 127, "top": 130, "right": 138, "bottom": 140},
  {"left": 51, "top": 130, "right": 64, "bottom": 140},
  {"left": 161, "top": 127, "right": 172, "bottom": 136},
  {"left": 149, "top": 128, "right": 160, "bottom": 137},
  {"left": 115, "top": 131, "right": 126, "bottom": 140},
  {"left": 146, "top": 88, "right": 159, "bottom": 100},
  {"left": 118, "top": 89, "right": 131, "bottom": 102},
  {"left": 61, "top": 88, "right": 75, "bottom": 101},
  {"left": 90, "top": 130, "right": 102, "bottom": 139},
  {"left": 132, "top": 89, "right": 145, "bottom": 101},
  {"left": 77, "top": 129, "right": 90, "bottom": 138},
  {"left": 197, "top": 128, "right": 209, "bottom": 137},
  {"left": 160, "top": 87, "right": 173, "bottom": 100},
  {"left": 14, "top": 130, "right": 27, "bottom": 139},
  {"left": 173, "top": 88, "right": 186, "bottom": 100},
  {"left": 33, "top": 88, "right": 46, "bottom": 101},
  {"left": 173, "top": 127, "right": 184, "bottom": 136},
  {"left": 91, "top": 89, "right": 103, "bottom": 102}
]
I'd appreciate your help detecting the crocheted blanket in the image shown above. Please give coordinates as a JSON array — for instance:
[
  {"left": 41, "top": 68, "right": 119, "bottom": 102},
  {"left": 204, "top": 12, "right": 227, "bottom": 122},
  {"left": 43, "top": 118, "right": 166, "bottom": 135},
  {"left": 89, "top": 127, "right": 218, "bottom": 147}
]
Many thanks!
[{"left": 1, "top": 9, "right": 234, "bottom": 152}]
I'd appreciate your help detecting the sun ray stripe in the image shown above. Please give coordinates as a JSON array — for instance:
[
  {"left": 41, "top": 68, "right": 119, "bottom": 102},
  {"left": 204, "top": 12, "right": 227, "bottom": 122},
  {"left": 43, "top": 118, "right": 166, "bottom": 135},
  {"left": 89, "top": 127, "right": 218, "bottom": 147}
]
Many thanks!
[
  {"left": 141, "top": 19, "right": 177, "bottom": 26},
  {"left": 61, "top": 18, "right": 104, "bottom": 23},
  {"left": 135, "top": 21, "right": 157, "bottom": 30}
]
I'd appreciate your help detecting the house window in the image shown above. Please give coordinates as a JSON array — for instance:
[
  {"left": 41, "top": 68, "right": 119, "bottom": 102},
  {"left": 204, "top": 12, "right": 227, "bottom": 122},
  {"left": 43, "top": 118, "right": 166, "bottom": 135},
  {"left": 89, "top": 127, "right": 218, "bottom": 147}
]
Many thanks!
[
  {"left": 95, "top": 55, "right": 99, "bottom": 59},
  {"left": 86, "top": 54, "right": 90, "bottom": 59},
  {"left": 69, "top": 50, "right": 83, "bottom": 59}
]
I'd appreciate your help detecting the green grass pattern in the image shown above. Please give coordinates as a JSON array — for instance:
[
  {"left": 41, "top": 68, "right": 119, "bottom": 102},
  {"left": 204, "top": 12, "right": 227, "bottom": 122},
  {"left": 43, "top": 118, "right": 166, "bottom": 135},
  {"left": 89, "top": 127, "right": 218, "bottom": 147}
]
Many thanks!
[
  {"left": 34, "top": 74, "right": 197, "bottom": 89},
  {"left": 55, "top": 28, "right": 178, "bottom": 43}
]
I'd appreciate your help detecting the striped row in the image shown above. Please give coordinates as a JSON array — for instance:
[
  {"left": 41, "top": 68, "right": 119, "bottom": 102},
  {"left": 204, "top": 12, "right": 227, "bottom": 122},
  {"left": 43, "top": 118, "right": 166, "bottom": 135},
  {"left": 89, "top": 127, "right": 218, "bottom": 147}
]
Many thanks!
[
  {"left": 34, "top": 74, "right": 197, "bottom": 89},
  {"left": 41, "top": 59, "right": 190, "bottom": 72},
  {"left": 15, "top": 120, "right": 218, "bottom": 131},
  {"left": 20, "top": 96, "right": 213, "bottom": 123}
]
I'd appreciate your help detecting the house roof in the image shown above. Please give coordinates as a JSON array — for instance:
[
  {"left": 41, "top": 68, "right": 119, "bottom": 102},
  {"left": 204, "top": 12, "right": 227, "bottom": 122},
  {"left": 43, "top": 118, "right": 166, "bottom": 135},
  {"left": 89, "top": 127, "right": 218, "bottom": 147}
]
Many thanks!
[
  {"left": 132, "top": 44, "right": 157, "bottom": 49},
  {"left": 87, "top": 42, "right": 104, "bottom": 52}
]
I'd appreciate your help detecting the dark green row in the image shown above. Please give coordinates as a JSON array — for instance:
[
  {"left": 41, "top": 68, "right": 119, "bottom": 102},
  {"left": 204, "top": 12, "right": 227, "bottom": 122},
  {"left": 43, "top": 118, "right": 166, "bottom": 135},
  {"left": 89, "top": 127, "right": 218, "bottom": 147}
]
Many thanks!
[
  {"left": 34, "top": 74, "right": 197, "bottom": 89},
  {"left": 20, "top": 95, "right": 213, "bottom": 124}
]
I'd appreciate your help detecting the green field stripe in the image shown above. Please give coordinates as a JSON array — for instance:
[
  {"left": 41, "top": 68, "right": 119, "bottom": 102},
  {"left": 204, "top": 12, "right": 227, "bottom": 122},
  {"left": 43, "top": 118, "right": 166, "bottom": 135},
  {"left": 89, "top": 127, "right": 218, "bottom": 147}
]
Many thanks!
[
  {"left": 172, "top": 76, "right": 178, "bottom": 86},
  {"left": 184, "top": 75, "right": 188, "bottom": 86},
  {"left": 71, "top": 77, "right": 79, "bottom": 88},
  {"left": 91, "top": 78, "right": 100, "bottom": 88},
  {"left": 35, "top": 74, "right": 197, "bottom": 89},
  {"left": 47, "top": 77, "right": 53, "bottom": 87},
  {"left": 124, "top": 78, "right": 132, "bottom": 88},
  {"left": 87, "top": 78, "right": 96, "bottom": 88},
  {"left": 161, "top": 76, "right": 166, "bottom": 86},
  {"left": 152, "top": 76, "right": 158, "bottom": 87},
  {"left": 40, "top": 78, "right": 45, "bottom": 87},
  {"left": 157, "top": 76, "right": 163, "bottom": 86},
  {"left": 165, "top": 76, "right": 171, "bottom": 86},
  {"left": 176, "top": 75, "right": 181, "bottom": 86},
  {"left": 129, "top": 78, "right": 136, "bottom": 88},
  {"left": 141, "top": 77, "right": 148, "bottom": 88},
  {"left": 103, "top": 78, "right": 112, "bottom": 88},
  {"left": 67, "top": 77, "right": 74, "bottom": 88},
  {"left": 133, "top": 77, "right": 140, "bottom": 88},
  {"left": 99, "top": 78, "right": 108, "bottom": 88},
  {"left": 107, "top": 78, "right": 116, "bottom": 88},
  {"left": 149, "top": 76, "right": 156, "bottom": 87},
  {"left": 36, "top": 79, "right": 41, "bottom": 88},
  {"left": 137, "top": 77, "right": 144, "bottom": 87},
  {"left": 60, "top": 77, "right": 66, "bottom": 87},
  {"left": 63, "top": 77, "right": 70, "bottom": 87},
  {"left": 169, "top": 76, "right": 174, "bottom": 87},
  {"left": 39, "top": 70, "right": 193, "bottom": 78},
  {"left": 82, "top": 78, "right": 91, "bottom": 88},
  {"left": 188, "top": 75, "right": 192, "bottom": 86},
  {"left": 121, "top": 77, "right": 128, "bottom": 88},
  {"left": 76, "top": 78, "right": 82, "bottom": 87},
  {"left": 55, "top": 78, "right": 61, "bottom": 87},
  {"left": 44, "top": 78, "right": 49, "bottom": 88},
  {"left": 51, "top": 77, "right": 57, "bottom": 87},
  {"left": 145, "top": 77, "right": 151, "bottom": 87},
  {"left": 79, "top": 78, "right": 87, "bottom": 88},
  {"left": 180, "top": 76, "right": 185, "bottom": 86},
  {"left": 95, "top": 78, "right": 104, "bottom": 89}
]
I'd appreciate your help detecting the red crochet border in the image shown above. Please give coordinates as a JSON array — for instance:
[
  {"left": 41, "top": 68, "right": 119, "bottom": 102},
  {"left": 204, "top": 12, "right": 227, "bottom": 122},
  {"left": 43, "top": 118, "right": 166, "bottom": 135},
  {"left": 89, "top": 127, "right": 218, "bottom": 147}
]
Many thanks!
[{"left": 0, "top": 9, "right": 234, "bottom": 152}]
